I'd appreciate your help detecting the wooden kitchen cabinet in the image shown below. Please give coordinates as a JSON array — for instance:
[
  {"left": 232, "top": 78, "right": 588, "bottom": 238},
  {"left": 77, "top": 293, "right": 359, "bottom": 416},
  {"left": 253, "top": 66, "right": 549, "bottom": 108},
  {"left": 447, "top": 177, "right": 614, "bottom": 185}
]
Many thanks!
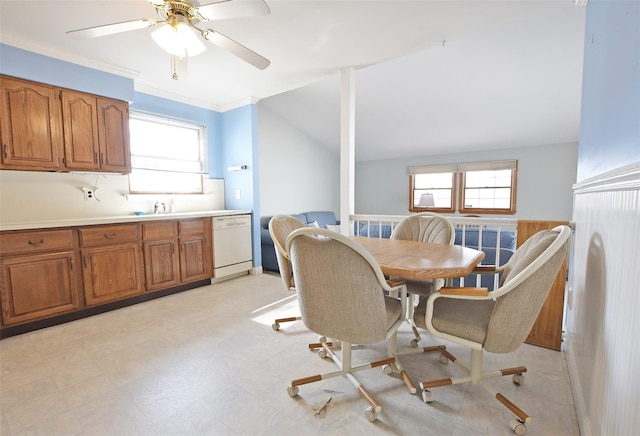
[
  {"left": 79, "top": 224, "right": 144, "bottom": 306},
  {"left": 142, "top": 221, "right": 181, "bottom": 291},
  {"left": 142, "top": 218, "right": 212, "bottom": 291},
  {"left": 0, "top": 75, "right": 130, "bottom": 173},
  {"left": 96, "top": 97, "right": 131, "bottom": 172},
  {"left": 0, "top": 229, "right": 81, "bottom": 326},
  {"left": 61, "top": 90, "right": 131, "bottom": 173},
  {"left": 0, "top": 76, "right": 64, "bottom": 171},
  {"left": 179, "top": 218, "right": 212, "bottom": 282},
  {"left": 61, "top": 90, "right": 99, "bottom": 170},
  {"left": 1, "top": 216, "right": 214, "bottom": 335}
]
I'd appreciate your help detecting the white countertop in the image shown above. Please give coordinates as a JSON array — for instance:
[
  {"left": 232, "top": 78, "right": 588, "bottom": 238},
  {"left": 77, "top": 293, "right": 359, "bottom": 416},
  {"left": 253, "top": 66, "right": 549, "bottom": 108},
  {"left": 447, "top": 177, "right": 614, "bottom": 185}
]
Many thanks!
[{"left": 0, "top": 210, "right": 252, "bottom": 232}]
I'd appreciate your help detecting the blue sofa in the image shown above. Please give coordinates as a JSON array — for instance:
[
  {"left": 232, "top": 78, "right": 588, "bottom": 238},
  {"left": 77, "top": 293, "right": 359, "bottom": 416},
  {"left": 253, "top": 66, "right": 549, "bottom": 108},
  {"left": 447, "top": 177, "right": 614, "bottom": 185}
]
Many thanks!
[{"left": 260, "top": 211, "right": 339, "bottom": 272}]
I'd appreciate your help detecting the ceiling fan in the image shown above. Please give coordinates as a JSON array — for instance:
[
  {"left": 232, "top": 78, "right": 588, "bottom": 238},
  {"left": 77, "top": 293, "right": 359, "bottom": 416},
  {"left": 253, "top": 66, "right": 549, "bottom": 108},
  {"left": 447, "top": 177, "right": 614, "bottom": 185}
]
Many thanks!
[{"left": 67, "top": 0, "right": 271, "bottom": 77}]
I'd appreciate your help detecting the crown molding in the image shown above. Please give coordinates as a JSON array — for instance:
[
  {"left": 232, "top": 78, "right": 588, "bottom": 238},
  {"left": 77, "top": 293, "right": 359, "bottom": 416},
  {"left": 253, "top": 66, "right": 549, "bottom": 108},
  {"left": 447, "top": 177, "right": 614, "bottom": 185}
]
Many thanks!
[{"left": 0, "top": 35, "right": 139, "bottom": 79}]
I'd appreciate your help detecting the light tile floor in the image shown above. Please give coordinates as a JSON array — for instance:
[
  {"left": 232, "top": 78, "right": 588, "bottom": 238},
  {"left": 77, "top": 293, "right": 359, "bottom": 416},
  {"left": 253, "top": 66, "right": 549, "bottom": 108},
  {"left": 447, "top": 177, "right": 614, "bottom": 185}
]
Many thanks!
[{"left": 0, "top": 273, "right": 579, "bottom": 435}]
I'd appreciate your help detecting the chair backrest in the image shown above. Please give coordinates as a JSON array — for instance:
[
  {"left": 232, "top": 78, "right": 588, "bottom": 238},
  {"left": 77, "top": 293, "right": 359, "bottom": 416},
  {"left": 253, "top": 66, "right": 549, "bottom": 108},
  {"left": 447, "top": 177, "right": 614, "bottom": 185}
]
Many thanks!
[
  {"left": 484, "top": 226, "right": 571, "bottom": 353},
  {"left": 286, "top": 227, "right": 391, "bottom": 345},
  {"left": 391, "top": 212, "right": 455, "bottom": 245},
  {"left": 268, "top": 215, "right": 305, "bottom": 291}
]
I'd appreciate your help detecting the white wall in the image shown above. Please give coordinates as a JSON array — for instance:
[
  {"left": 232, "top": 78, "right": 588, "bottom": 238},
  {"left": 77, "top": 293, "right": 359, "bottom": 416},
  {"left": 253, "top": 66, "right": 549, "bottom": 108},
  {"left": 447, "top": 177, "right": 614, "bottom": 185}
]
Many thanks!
[
  {"left": 0, "top": 170, "right": 225, "bottom": 223},
  {"left": 257, "top": 106, "right": 340, "bottom": 216},
  {"left": 355, "top": 142, "right": 578, "bottom": 221}
]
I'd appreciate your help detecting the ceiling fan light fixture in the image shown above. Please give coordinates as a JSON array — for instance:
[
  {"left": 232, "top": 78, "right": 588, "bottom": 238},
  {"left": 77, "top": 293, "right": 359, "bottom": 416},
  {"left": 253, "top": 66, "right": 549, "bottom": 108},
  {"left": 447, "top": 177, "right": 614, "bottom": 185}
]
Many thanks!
[{"left": 151, "top": 14, "right": 205, "bottom": 57}]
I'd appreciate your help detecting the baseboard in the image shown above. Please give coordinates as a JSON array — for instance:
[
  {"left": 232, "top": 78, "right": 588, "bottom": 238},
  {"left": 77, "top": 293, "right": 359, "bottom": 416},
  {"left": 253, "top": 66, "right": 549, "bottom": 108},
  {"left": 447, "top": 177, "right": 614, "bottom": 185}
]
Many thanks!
[{"left": 565, "top": 329, "right": 593, "bottom": 436}]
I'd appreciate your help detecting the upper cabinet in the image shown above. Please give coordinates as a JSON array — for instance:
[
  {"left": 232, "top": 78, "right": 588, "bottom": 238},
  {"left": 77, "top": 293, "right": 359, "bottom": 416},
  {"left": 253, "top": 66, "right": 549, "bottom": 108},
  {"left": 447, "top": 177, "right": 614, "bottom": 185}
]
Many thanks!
[
  {"left": 96, "top": 97, "right": 131, "bottom": 172},
  {"left": 0, "top": 76, "right": 64, "bottom": 171},
  {"left": 0, "top": 75, "right": 131, "bottom": 174}
]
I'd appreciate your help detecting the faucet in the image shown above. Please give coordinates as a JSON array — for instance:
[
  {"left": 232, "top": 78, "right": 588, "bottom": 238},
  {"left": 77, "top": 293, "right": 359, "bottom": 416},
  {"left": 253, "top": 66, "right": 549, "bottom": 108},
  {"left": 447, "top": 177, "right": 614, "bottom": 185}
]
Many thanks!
[{"left": 153, "top": 201, "right": 167, "bottom": 214}]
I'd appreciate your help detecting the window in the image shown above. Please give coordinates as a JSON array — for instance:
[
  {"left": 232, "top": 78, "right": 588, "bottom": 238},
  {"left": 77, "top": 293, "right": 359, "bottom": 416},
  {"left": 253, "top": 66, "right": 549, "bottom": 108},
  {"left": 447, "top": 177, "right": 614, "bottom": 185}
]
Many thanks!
[
  {"left": 409, "top": 164, "right": 457, "bottom": 213},
  {"left": 129, "top": 112, "right": 207, "bottom": 194},
  {"left": 409, "top": 160, "right": 517, "bottom": 214}
]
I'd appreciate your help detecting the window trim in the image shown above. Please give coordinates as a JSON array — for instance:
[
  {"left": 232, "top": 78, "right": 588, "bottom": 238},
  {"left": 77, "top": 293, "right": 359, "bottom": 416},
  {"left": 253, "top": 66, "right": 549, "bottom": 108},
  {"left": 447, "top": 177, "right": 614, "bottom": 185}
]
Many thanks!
[
  {"left": 408, "top": 173, "right": 456, "bottom": 214},
  {"left": 408, "top": 160, "right": 518, "bottom": 215}
]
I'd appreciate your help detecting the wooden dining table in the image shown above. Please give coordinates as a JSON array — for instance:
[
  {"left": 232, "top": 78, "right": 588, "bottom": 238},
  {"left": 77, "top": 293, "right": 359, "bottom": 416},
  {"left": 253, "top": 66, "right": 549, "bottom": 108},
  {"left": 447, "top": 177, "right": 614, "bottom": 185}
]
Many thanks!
[{"left": 352, "top": 236, "right": 485, "bottom": 281}]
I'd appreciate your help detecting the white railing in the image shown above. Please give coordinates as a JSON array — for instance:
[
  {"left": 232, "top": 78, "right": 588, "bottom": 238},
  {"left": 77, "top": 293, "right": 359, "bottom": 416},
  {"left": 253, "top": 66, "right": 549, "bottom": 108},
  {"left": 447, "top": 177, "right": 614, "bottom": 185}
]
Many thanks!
[{"left": 350, "top": 214, "right": 519, "bottom": 289}]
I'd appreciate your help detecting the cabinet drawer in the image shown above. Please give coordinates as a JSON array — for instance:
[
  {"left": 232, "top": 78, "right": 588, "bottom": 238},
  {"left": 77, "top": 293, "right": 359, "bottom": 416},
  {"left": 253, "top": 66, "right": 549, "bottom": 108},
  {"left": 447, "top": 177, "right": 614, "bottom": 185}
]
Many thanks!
[
  {"left": 79, "top": 224, "right": 139, "bottom": 247},
  {"left": 179, "top": 218, "right": 207, "bottom": 236},
  {"left": 143, "top": 221, "right": 177, "bottom": 240},
  {"left": 0, "top": 229, "right": 75, "bottom": 255}
]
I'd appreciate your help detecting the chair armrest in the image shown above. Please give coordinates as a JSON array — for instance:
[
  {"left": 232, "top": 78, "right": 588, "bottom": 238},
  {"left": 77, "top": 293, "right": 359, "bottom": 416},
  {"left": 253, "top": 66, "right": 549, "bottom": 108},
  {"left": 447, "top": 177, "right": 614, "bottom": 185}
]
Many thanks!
[
  {"left": 439, "top": 287, "right": 489, "bottom": 297},
  {"left": 473, "top": 265, "right": 506, "bottom": 274}
]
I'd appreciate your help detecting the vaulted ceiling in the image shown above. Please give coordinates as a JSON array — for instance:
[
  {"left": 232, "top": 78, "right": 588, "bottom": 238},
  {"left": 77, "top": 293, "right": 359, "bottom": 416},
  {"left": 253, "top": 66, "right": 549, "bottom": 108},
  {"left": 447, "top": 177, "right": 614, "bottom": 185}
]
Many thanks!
[{"left": 0, "top": 0, "right": 586, "bottom": 161}]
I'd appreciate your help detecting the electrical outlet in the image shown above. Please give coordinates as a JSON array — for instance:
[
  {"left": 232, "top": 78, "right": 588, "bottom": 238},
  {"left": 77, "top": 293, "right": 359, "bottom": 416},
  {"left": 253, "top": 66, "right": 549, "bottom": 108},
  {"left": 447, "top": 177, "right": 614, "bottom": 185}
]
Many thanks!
[
  {"left": 83, "top": 187, "right": 94, "bottom": 201},
  {"left": 236, "top": 189, "right": 241, "bottom": 199}
]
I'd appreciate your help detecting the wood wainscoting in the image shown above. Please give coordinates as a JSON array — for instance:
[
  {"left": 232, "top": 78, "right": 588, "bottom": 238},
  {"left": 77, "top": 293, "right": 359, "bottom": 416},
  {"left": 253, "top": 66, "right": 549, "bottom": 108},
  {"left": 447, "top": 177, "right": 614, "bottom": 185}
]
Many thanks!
[{"left": 518, "top": 220, "right": 570, "bottom": 351}]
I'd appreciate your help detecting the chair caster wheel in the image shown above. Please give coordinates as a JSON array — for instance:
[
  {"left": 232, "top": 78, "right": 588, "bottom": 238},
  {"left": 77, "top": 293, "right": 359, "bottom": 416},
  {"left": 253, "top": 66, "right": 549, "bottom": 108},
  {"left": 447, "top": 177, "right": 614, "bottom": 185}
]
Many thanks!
[
  {"left": 287, "top": 386, "right": 299, "bottom": 397},
  {"left": 272, "top": 323, "right": 280, "bottom": 331},
  {"left": 410, "top": 339, "right": 419, "bottom": 348},
  {"left": 439, "top": 354, "right": 449, "bottom": 364},
  {"left": 318, "top": 349, "right": 327, "bottom": 359},
  {"left": 364, "top": 407, "right": 378, "bottom": 422},
  {"left": 318, "top": 336, "right": 327, "bottom": 343},
  {"left": 510, "top": 418, "right": 527, "bottom": 435},
  {"left": 512, "top": 374, "right": 525, "bottom": 386},
  {"left": 382, "top": 364, "right": 393, "bottom": 375},
  {"left": 422, "top": 389, "right": 434, "bottom": 403}
]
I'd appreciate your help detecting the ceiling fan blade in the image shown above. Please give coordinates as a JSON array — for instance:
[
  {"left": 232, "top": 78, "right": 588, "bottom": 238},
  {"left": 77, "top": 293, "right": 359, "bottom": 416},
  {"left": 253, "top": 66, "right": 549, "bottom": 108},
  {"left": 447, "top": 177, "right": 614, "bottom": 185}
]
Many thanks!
[
  {"left": 197, "top": 0, "right": 270, "bottom": 21},
  {"left": 67, "top": 19, "right": 157, "bottom": 39},
  {"left": 202, "top": 29, "right": 270, "bottom": 70}
]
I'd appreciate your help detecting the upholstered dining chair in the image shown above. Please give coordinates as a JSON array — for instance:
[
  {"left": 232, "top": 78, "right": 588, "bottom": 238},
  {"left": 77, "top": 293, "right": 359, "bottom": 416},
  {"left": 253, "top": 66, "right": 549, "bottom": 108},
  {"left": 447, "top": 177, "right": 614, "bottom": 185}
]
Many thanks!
[
  {"left": 285, "top": 227, "right": 409, "bottom": 422},
  {"left": 412, "top": 225, "right": 571, "bottom": 435},
  {"left": 268, "top": 214, "right": 305, "bottom": 331},
  {"left": 390, "top": 212, "right": 455, "bottom": 347}
]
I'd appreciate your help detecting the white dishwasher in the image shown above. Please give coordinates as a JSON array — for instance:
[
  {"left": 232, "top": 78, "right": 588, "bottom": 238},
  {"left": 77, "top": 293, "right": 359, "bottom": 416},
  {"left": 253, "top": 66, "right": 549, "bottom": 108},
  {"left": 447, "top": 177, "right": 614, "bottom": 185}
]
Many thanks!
[{"left": 212, "top": 215, "right": 253, "bottom": 281}]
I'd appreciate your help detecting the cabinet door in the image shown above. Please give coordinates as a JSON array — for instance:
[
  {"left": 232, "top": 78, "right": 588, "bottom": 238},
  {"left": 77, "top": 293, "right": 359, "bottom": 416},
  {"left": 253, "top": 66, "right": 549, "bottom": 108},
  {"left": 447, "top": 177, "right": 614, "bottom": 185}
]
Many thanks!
[
  {"left": 61, "top": 90, "right": 100, "bottom": 170},
  {"left": 0, "top": 76, "right": 63, "bottom": 170},
  {"left": 179, "top": 236, "right": 209, "bottom": 283},
  {"left": 97, "top": 98, "right": 130, "bottom": 173},
  {"left": 82, "top": 243, "right": 143, "bottom": 306},
  {"left": 0, "top": 251, "right": 80, "bottom": 326},
  {"left": 143, "top": 239, "right": 180, "bottom": 291}
]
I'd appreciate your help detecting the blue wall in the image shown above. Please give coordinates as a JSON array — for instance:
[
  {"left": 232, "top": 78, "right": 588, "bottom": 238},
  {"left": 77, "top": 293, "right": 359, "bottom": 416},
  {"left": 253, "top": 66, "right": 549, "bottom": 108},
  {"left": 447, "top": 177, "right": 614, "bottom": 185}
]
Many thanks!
[
  {"left": 577, "top": 1, "right": 640, "bottom": 181},
  {"left": 0, "top": 44, "right": 133, "bottom": 101},
  {"left": 221, "top": 104, "right": 262, "bottom": 266}
]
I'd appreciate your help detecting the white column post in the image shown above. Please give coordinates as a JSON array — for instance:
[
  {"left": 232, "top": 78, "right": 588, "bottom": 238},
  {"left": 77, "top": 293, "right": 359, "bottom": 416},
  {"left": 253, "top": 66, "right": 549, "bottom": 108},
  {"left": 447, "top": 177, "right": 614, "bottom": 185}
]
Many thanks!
[{"left": 339, "top": 67, "right": 356, "bottom": 235}]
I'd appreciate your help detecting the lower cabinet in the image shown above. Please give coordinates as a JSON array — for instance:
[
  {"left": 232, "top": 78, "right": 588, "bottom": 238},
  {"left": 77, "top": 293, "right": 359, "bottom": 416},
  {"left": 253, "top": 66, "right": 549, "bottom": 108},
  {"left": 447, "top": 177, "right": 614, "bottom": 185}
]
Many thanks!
[
  {"left": 79, "top": 223, "right": 144, "bottom": 306},
  {"left": 142, "top": 218, "right": 212, "bottom": 291},
  {"left": 1, "top": 216, "right": 215, "bottom": 333},
  {"left": 81, "top": 243, "right": 144, "bottom": 306},
  {"left": 0, "top": 251, "right": 81, "bottom": 325},
  {"left": 142, "top": 221, "right": 181, "bottom": 291},
  {"left": 179, "top": 218, "right": 212, "bottom": 282}
]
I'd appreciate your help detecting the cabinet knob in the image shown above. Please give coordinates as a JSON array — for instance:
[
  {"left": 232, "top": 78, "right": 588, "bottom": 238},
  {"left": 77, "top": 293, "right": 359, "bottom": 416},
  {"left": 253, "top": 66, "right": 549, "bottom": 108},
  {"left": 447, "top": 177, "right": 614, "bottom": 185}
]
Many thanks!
[
  {"left": 28, "top": 239, "right": 45, "bottom": 246},
  {"left": 104, "top": 232, "right": 117, "bottom": 239}
]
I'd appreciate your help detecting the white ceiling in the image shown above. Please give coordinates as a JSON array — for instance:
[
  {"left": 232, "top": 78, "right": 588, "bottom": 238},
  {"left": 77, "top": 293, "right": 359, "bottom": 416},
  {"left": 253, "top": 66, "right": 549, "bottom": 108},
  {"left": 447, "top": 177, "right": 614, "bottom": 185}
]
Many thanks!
[{"left": 0, "top": 0, "right": 586, "bottom": 161}]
